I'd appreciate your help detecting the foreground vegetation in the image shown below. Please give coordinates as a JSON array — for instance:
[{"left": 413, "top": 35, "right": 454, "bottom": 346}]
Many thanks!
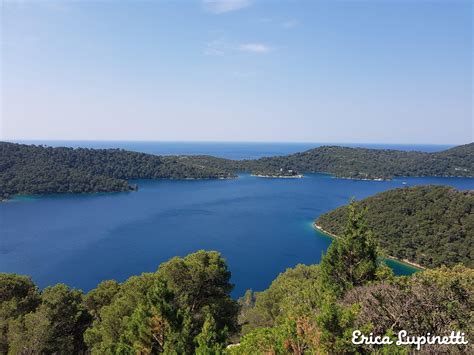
[
  {"left": 1, "top": 204, "right": 472, "bottom": 354},
  {"left": 1, "top": 251, "right": 238, "bottom": 354},
  {"left": 317, "top": 185, "right": 474, "bottom": 268},
  {"left": 234, "top": 204, "right": 472, "bottom": 354},
  {"left": 1, "top": 142, "right": 473, "bottom": 200}
]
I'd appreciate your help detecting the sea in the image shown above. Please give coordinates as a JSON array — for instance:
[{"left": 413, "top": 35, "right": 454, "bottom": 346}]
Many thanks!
[{"left": 1, "top": 141, "right": 472, "bottom": 297}]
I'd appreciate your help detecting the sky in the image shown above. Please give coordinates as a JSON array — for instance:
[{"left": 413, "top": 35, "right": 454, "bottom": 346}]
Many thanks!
[{"left": 1, "top": 0, "right": 472, "bottom": 144}]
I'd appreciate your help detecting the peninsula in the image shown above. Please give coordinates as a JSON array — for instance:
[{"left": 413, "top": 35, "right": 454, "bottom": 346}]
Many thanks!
[{"left": 316, "top": 185, "right": 474, "bottom": 268}]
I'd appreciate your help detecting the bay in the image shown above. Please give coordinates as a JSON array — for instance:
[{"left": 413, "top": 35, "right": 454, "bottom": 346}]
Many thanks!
[{"left": 1, "top": 142, "right": 472, "bottom": 297}]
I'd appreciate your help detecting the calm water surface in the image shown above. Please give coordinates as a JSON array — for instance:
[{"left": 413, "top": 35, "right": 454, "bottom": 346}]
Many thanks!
[{"left": 1, "top": 142, "right": 472, "bottom": 297}]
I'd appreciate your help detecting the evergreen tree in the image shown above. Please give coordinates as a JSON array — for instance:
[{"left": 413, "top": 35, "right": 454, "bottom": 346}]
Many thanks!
[
  {"left": 83, "top": 280, "right": 120, "bottom": 321},
  {"left": 0, "top": 274, "right": 40, "bottom": 354},
  {"left": 7, "top": 284, "right": 89, "bottom": 354},
  {"left": 320, "top": 201, "right": 381, "bottom": 297},
  {"left": 195, "top": 313, "right": 227, "bottom": 355},
  {"left": 117, "top": 279, "right": 187, "bottom": 354},
  {"left": 156, "top": 250, "right": 239, "bottom": 339}
]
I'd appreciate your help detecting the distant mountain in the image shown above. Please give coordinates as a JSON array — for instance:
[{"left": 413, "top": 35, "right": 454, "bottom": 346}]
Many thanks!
[{"left": 316, "top": 185, "right": 474, "bottom": 268}]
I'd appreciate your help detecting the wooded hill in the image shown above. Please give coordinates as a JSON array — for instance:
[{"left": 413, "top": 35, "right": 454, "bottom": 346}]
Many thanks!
[
  {"left": 316, "top": 185, "right": 474, "bottom": 268},
  {"left": 0, "top": 142, "right": 234, "bottom": 199},
  {"left": 234, "top": 143, "right": 474, "bottom": 180},
  {"left": 1, "top": 142, "right": 473, "bottom": 199}
]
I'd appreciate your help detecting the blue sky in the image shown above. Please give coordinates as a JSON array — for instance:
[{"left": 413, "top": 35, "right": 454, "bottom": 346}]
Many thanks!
[{"left": 1, "top": 0, "right": 472, "bottom": 144}]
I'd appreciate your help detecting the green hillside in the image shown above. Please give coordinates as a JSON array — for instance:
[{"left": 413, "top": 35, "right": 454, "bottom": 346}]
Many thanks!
[
  {"left": 238, "top": 143, "right": 474, "bottom": 180},
  {"left": 316, "top": 185, "right": 474, "bottom": 268},
  {"left": 0, "top": 142, "right": 234, "bottom": 199}
]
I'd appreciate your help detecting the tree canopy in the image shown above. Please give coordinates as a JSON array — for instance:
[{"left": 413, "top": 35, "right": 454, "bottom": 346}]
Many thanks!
[
  {"left": 233, "top": 143, "right": 474, "bottom": 180},
  {"left": 0, "top": 251, "right": 239, "bottom": 354},
  {"left": 0, "top": 142, "right": 234, "bottom": 200},
  {"left": 317, "top": 185, "right": 474, "bottom": 268}
]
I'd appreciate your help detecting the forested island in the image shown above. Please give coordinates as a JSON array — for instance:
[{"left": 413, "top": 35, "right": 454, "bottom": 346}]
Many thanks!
[
  {"left": 0, "top": 142, "right": 234, "bottom": 200},
  {"left": 1, "top": 142, "right": 473, "bottom": 200},
  {"left": 1, "top": 206, "right": 472, "bottom": 354},
  {"left": 316, "top": 185, "right": 474, "bottom": 268}
]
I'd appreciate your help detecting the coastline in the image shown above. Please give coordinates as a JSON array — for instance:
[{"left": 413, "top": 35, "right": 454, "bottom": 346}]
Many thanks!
[
  {"left": 313, "top": 223, "right": 425, "bottom": 270},
  {"left": 251, "top": 174, "right": 304, "bottom": 179},
  {"left": 1, "top": 176, "right": 237, "bottom": 202},
  {"left": 335, "top": 176, "right": 389, "bottom": 181}
]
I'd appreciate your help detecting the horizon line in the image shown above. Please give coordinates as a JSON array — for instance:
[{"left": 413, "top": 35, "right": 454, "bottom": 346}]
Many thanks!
[{"left": 1, "top": 139, "right": 467, "bottom": 147}]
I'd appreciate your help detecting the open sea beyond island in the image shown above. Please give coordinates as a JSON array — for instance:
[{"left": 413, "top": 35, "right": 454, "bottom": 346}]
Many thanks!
[{"left": 1, "top": 141, "right": 473, "bottom": 297}]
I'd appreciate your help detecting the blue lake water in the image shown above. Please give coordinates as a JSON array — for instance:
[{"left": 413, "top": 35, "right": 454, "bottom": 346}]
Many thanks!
[{"left": 1, "top": 142, "right": 472, "bottom": 297}]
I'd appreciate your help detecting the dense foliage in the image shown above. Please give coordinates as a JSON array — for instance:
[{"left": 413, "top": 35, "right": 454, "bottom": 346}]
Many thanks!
[
  {"left": 317, "top": 185, "right": 474, "bottom": 268},
  {"left": 318, "top": 203, "right": 383, "bottom": 297},
  {"left": 0, "top": 251, "right": 238, "bottom": 354},
  {"left": 235, "top": 265, "right": 473, "bottom": 354},
  {"left": 0, "top": 142, "right": 234, "bottom": 200},
  {"left": 235, "top": 143, "right": 474, "bottom": 180},
  {"left": 1, "top": 142, "right": 472, "bottom": 200}
]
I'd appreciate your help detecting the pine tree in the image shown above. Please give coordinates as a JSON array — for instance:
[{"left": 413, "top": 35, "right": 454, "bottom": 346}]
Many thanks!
[
  {"left": 118, "top": 279, "right": 182, "bottom": 354},
  {"left": 320, "top": 201, "right": 380, "bottom": 297},
  {"left": 195, "top": 313, "right": 227, "bottom": 355}
]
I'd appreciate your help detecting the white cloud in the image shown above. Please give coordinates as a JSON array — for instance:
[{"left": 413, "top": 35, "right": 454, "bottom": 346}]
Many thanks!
[
  {"left": 238, "top": 43, "right": 272, "bottom": 54},
  {"left": 204, "top": 40, "right": 273, "bottom": 56},
  {"left": 282, "top": 20, "right": 299, "bottom": 29},
  {"left": 203, "top": 0, "right": 251, "bottom": 14}
]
